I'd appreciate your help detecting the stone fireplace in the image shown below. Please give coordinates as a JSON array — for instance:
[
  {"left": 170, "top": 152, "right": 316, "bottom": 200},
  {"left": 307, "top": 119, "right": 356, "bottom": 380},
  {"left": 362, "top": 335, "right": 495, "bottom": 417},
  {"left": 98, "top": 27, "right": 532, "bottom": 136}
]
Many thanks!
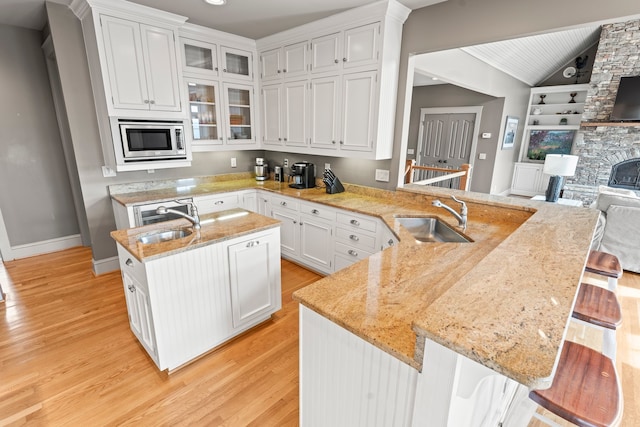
[{"left": 563, "top": 19, "right": 640, "bottom": 203}]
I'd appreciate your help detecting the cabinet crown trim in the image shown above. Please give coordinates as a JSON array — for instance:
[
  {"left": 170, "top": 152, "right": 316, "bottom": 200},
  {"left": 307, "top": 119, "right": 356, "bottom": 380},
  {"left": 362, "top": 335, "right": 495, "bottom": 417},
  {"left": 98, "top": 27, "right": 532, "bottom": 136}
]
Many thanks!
[
  {"left": 256, "top": 0, "right": 409, "bottom": 49},
  {"left": 78, "top": 0, "right": 188, "bottom": 26}
]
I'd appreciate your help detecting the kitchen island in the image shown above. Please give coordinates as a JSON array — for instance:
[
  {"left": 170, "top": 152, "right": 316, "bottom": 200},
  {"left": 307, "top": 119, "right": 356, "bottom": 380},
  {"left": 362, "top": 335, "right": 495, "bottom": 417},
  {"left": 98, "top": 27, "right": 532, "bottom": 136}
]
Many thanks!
[
  {"left": 111, "top": 208, "right": 282, "bottom": 372},
  {"left": 110, "top": 175, "right": 599, "bottom": 424}
]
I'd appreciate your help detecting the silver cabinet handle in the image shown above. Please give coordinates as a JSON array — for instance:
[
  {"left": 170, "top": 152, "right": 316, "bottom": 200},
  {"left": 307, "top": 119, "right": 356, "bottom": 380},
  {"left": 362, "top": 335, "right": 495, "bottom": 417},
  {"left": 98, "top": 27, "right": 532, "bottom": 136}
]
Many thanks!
[
  {"left": 283, "top": 69, "right": 287, "bottom": 72},
  {"left": 340, "top": 140, "right": 344, "bottom": 145},
  {"left": 348, "top": 249, "right": 358, "bottom": 257},
  {"left": 299, "top": 222, "right": 303, "bottom": 226},
  {"left": 334, "top": 59, "right": 339, "bottom": 63},
  {"left": 278, "top": 138, "right": 282, "bottom": 141},
  {"left": 293, "top": 220, "right": 297, "bottom": 224},
  {"left": 245, "top": 240, "right": 260, "bottom": 247},
  {"left": 223, "top": 68, "right": 227, "bottom": 72},
  {"left": 332, "top": 140, "right": 336, "bottom": 144},
  {"left": 125, "top": 258, "right": 133, "bottom": 267},
  {"left": 214, "top": 200, "right": 224, "bottom": 205},
  {"left": 311, "top": 209, "right": 319, "bottom": 214},
  {"left": 128, "top": 284, "right": 135, "bottom": 292},
  {"left": 349, "top": 234, "right": 359, "bottom": 241},
  {"left": 144, "top": 100, "right": 149, "bottom": 104},
  {"left": 350, "top": 219, "right": 360, "bottom": 226},
  {"left": 150, "top": 100, "right": 155, "bottom": 104},
  {"left": 215, "top": 67, "right": 218, "bottom": 71},
  {"left": 277, "top": 69, "right": 281, "bottom": 73},
  {"left": 280, "top": 201, "right": 287, "bottom": 206},
  {"left": 343, "top": 57, "right": 347, "bottom": 62},
  {"left": 388, "top": 239, "right": 395, "bottom": 246},
  {"left": 284, "top": 137, "right": 288, "bottom": 141}
]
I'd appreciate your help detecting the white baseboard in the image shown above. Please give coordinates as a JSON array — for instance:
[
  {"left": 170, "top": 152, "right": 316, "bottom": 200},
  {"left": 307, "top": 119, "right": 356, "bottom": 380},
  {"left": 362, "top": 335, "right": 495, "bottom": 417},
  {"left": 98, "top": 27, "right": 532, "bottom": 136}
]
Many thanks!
[
  {"left": 93, "top": 256, "right": 120, "bottom": 275},
  {"left": 11, "top": 234, "right": 83, "bottom": 260}
]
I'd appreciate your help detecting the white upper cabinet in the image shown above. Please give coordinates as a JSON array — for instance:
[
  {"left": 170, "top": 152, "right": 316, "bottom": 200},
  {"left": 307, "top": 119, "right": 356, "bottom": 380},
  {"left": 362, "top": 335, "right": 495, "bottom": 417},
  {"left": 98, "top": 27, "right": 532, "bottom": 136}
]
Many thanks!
[
  {"left": 340, "top": 71, "right": 377, "bottom": 152},
  {"left": 180, "top": 38, "right": 218, "bottom": 77},
  {"left": 184, "top": 77, "right": 223, "bottom": 146},
  {"left": 256, "top": 0, "right": 410, "bottom": 159},
  {"left": 283, "top": 41, "right": 308, "bottom": 79},
  {"left": 311, "top": 23, "right": 380, "bottom": 73},
  {"left": 310, "top": 75, "right": 340, "bottom": 149},
  {"left": 224, "top": 82, "right": 255, "bottom": 143},
  {"left": 311, "top": 32, "right": 342, "bottom": 74},
  {"left": 221, "top": 46, "right": 253, "bottom": 81},
  {"left": 261, "top": 84, "right": 282, "bottom": 145},
  {"left": 260, "top": 41, "right": 308, "bottom": 81},
  {"left": 100, "top": 15, "right": 181, "bottom": 113}
]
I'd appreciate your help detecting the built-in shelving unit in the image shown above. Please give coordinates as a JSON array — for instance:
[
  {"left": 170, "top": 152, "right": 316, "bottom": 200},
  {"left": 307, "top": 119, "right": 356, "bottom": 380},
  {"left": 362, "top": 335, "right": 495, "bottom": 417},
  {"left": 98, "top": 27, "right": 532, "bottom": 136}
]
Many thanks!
[{"left": 581, "top": 121, "right": 640, "bottom": 127}]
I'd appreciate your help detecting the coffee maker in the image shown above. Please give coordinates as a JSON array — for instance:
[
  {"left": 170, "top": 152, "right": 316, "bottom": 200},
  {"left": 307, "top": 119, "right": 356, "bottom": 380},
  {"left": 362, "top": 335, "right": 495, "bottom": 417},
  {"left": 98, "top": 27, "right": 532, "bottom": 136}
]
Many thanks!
[
  {"left": 289, "top": 162, "right": 315, "bottom": 189},
  {"left": 254, "top": 157, "right": 269, "bottom": 181}
]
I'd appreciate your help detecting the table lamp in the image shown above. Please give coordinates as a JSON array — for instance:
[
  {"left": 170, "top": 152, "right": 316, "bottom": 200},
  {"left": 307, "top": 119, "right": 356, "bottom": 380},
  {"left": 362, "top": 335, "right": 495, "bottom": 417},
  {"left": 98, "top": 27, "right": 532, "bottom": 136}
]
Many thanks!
[{"left": 543, "top": 154, "right": 579, "bottom": 202}]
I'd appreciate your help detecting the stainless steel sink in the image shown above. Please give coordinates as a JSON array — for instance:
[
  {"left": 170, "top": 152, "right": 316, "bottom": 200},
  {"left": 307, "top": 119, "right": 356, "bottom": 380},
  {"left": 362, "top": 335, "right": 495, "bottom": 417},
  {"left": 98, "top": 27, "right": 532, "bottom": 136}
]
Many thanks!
[
  {"left": 137, "top": 229, "right": 193, "bottom": 245},
  {"left": 394, "top": 216, "right": 472, "bottom": 243}
]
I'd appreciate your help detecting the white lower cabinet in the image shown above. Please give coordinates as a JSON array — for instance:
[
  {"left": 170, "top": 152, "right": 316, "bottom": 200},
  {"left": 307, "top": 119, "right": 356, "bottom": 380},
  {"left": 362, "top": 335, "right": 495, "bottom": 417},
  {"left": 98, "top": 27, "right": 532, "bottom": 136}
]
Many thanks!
[
  {"left": 300, "top": 214, "right": 334, "bottom": 272},
  {"left": 116, "top": 226, "right": 281, "bottom": 372},
  {"left": 226, "top": 231, "right": 281, "bottom": 329},
  {"left": 193, "top": 192, "right": 240, "bottom": 214},
  {"left": 510, "top": 162, "right": 550, "bottom": 197}
]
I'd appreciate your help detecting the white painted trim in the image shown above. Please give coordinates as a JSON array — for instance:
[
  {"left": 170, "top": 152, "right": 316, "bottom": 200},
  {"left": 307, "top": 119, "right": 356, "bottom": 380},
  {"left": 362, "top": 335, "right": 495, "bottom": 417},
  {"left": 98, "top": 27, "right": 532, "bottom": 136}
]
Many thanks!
[
  {"left": 395, "top": 54, "right": 416, "bottom": 187},
  {"left": 0, "top": 207, "right": 13, "bottom": 261},
  {"left": 93, "top": 256, "right": 120, "bottom": 275},
  {"left": 497, "top": 188, "right": 512, "bottom": 196},
  {"left": 11, "top": 235, "right": 82, "bottom": 260}
]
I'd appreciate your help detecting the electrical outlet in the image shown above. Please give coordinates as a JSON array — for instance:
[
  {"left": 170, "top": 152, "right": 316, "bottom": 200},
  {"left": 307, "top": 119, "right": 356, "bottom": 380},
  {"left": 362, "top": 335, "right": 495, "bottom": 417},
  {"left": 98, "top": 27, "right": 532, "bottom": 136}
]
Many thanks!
[
  {"left": 231, "top": 157, "right": 237, "bottom": 168},
  {"left": 147, "top": 169, "right": 155, "bottom": 174},
  {"left": 478, "top": 153, "right": 487, "bottom": 160},
  {"left": 284, "top": 158, "right": 289, "bottom": 167},
  {"left": 375, "top": 169, "right": 390, "bottom": 182},
  {"left": 407, "top": 148, "right": 415, "bottom": 155},
  {"left": 324, "top": 163, "right": 331, "bottom": 170}
]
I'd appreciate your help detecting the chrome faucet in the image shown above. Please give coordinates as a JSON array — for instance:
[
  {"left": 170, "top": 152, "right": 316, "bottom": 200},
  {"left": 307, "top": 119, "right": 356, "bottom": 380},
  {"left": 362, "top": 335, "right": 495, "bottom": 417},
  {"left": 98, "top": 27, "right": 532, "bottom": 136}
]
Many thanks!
[
  {"left": 432, "top": 195, "right": 467, "bottom": 231},
  {"left": 156, "top": 202, "right": 201, "bottom": 230}
]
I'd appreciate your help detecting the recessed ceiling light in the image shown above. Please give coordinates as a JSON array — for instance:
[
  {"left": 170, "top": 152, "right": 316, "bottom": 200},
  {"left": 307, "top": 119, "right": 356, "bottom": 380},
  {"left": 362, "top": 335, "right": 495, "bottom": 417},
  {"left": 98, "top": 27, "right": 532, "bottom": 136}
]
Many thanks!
[
  {"left": 431, "top": 77, "right": 439, "bottom": 81},
  {"left": 204, "top": 0, "right": 227, "bottom": 5}
]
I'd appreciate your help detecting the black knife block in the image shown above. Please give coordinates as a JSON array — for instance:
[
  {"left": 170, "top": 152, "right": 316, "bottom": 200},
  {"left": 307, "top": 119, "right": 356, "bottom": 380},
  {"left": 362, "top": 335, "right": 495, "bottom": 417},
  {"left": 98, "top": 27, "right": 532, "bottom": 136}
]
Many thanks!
[{"left": 325, "top": 176, "right": 345, "bottom": 194}]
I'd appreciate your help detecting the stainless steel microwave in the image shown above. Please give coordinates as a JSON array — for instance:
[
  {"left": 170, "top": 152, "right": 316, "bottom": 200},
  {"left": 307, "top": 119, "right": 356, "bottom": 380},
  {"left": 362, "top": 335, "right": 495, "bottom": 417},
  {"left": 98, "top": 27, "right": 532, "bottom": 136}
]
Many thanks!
[{"left": 117, "top": 120, "right": 186, "bottom": 162}]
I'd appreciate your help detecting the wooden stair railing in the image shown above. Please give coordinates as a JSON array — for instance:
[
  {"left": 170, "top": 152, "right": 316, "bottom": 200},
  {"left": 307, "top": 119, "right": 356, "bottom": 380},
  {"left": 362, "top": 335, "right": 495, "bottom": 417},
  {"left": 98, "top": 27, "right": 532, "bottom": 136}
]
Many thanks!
[{"left": 404, "top": 160, "right": 472, "bottom": 191}]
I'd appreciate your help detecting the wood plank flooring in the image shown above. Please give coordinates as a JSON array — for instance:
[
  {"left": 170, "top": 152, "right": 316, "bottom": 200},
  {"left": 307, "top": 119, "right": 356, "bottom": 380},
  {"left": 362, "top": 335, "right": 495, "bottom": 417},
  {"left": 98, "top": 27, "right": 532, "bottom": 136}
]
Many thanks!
[{"left": 0, "top": 247, "right": 638, "bottom": 426}]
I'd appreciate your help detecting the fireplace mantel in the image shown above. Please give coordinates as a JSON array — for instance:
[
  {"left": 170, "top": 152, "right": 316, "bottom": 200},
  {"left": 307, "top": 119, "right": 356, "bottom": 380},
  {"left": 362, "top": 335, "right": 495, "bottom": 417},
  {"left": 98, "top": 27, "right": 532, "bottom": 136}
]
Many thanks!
[{"left": 581, "top": 122, "right": 640, "bottom": 127}]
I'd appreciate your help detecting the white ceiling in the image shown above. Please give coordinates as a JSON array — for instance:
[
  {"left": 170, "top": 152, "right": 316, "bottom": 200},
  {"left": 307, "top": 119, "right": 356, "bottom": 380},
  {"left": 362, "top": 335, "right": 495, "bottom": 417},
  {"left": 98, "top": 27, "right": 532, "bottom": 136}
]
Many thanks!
[
  {"left": 0, "top": 0, "right": 444, "bottom": 38},
  {"left": 414, "top": 26, "right": 601, "bottom": 88}
]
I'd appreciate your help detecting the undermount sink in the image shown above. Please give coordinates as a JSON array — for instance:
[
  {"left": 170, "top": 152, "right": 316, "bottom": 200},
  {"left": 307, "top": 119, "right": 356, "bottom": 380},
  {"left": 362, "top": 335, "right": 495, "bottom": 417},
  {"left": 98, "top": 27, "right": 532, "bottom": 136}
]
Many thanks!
[
  {"left": 137, "top": 229, "right": 193, "bottom": 245},
  {"left": 394, "top": 216, "right": 472, "bottom": 243}
]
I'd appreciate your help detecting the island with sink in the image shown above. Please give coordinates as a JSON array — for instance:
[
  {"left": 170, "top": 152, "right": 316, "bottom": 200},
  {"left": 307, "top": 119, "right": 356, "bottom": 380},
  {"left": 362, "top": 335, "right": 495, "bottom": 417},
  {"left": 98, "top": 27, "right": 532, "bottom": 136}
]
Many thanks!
[
  {"left": 109, "top": 174, "right": 598, "bottom": 424},
  {"left": 110, "top": 207, "right": 282, "bottom": 372}
]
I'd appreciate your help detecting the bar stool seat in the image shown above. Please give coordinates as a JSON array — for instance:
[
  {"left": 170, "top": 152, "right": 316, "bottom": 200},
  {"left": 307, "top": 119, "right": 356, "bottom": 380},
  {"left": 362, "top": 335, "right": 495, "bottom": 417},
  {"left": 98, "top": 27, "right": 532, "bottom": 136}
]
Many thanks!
[
  {"left": 572, "top": 282, "right": 622, "bottom": 361},
  {"left": 586, "top": 251, "right": 622, "bottom": 291},
  {"left": 573, "top": 283, "right": 622, "bottom": 329},
  {"left": 529, "top": 341, "right": 621, "bottom": 427}
]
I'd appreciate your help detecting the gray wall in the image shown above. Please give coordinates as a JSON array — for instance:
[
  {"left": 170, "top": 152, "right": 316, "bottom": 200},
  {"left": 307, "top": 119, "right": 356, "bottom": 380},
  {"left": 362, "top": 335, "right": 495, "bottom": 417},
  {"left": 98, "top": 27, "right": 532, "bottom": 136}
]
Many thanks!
[
  {"left": 407, "top": 84, "right": 504, "bottom": 193},
  {"left": 0, "top": 23, "right": 79, "bottom": 246},
  {"left": 390, "top": 0, "right": 640, "bottom": 194}
]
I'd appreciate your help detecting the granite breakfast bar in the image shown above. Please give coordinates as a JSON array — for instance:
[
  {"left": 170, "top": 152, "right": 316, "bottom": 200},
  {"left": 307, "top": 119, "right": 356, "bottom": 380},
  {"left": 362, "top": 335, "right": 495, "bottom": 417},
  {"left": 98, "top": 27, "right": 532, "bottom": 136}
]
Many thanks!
[{"left": 109, "top": 175, "right": 600, "bottom": 425}]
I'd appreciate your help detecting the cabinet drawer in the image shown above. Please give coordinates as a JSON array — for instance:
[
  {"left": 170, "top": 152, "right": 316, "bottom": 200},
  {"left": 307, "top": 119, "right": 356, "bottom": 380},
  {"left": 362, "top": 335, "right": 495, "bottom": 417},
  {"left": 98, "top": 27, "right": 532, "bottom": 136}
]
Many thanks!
[
  {"left": 334, "top": 241, "right": 373, "bottom": 261},
  {"left": 117, "top": 245, "right": 147, "bottom": 286},
  {"left": 271, "top": 195, "right": 299, "bottom": 212},
  {"left": 336, "top": 211, "right": 377, "bottom": 233},
  {"left": 195, "top": 193, "right": 240, "bottom": 214},
  {"left": 299, "top": 201, "right": 336, "bottom": 222},
  {"left": 335, "top": 226, "right": 376, "bottom": 251}
]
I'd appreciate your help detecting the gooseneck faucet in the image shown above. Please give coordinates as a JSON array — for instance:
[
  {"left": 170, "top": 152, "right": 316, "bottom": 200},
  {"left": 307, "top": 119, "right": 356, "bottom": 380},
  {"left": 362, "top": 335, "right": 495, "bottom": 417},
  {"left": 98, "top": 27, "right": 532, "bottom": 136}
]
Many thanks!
[
  {"left": 156, "top": 202, "right": 201, "bottom": 230},
  {"left": 432, "top": 195, "right": 467, "bottom": 231}
]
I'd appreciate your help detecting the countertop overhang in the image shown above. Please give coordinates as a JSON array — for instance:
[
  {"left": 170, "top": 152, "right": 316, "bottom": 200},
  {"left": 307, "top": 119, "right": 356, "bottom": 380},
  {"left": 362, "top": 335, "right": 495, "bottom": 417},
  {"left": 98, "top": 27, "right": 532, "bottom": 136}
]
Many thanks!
[{"left": 110, "top": 176, "right": 599, "bottom": 389}]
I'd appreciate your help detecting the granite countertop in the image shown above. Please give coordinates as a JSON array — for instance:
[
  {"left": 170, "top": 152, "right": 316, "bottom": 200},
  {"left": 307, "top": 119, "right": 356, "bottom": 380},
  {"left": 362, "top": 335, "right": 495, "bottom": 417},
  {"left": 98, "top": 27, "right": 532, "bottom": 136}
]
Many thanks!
[
  {"left": 110, "top": 208, "right": 281, "bottom": 262},
  {"left": 109, "top": 175, "right": 599, "bottom": 389}
]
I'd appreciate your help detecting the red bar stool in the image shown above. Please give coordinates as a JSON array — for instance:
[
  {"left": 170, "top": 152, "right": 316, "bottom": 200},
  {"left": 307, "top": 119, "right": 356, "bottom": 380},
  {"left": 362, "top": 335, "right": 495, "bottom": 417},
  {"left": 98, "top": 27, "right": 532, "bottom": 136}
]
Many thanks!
[
  {"left": 585, "top": 251, "right": 622, "bottom": 291},
  {"left": 529, "top": 341, "right": 622, "bottom": 427}
]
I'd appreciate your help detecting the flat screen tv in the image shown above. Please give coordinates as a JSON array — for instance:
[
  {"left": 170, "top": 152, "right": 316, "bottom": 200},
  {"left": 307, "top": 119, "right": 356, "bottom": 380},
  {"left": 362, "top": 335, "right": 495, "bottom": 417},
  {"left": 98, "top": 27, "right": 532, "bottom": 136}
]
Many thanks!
[
  {"left": 611, "top": 76, "right": 640, "bottom": 121},
  {"left": 527, "top": 130, "right": 575, "bottom": 161}
]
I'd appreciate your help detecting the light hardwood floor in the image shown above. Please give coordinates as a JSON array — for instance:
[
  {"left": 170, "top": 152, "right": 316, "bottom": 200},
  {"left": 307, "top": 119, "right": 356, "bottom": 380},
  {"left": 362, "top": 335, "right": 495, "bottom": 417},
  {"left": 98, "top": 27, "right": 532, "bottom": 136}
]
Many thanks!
[{"left": 0, "top": 247, "right": 638, "bottom": 426}]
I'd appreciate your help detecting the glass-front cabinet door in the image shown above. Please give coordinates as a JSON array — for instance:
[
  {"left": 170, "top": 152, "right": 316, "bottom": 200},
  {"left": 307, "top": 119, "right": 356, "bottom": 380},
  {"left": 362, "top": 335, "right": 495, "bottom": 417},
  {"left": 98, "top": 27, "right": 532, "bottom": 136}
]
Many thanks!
[
  {"left": 181, "top": 38, "right": 218, "bottom": 78},
  {"left": 186, "top": 78, "right": 222, "bottom": 146},
  {"left": 221, "top": 46, "right": 253, "bottom": 81},
  {"left": 224, "top": 83, "right": 254, "bottom": 143}
]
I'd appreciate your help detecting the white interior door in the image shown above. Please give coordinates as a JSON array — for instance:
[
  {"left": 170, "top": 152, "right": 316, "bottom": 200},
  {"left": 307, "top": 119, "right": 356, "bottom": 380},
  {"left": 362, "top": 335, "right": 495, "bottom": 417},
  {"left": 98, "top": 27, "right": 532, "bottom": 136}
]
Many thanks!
[
  {"left": 0, "top": 207, "right": 12, "bottom": 261},
  {"left": 416, "top": 108, "right": 478, "bottom": 188}
]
